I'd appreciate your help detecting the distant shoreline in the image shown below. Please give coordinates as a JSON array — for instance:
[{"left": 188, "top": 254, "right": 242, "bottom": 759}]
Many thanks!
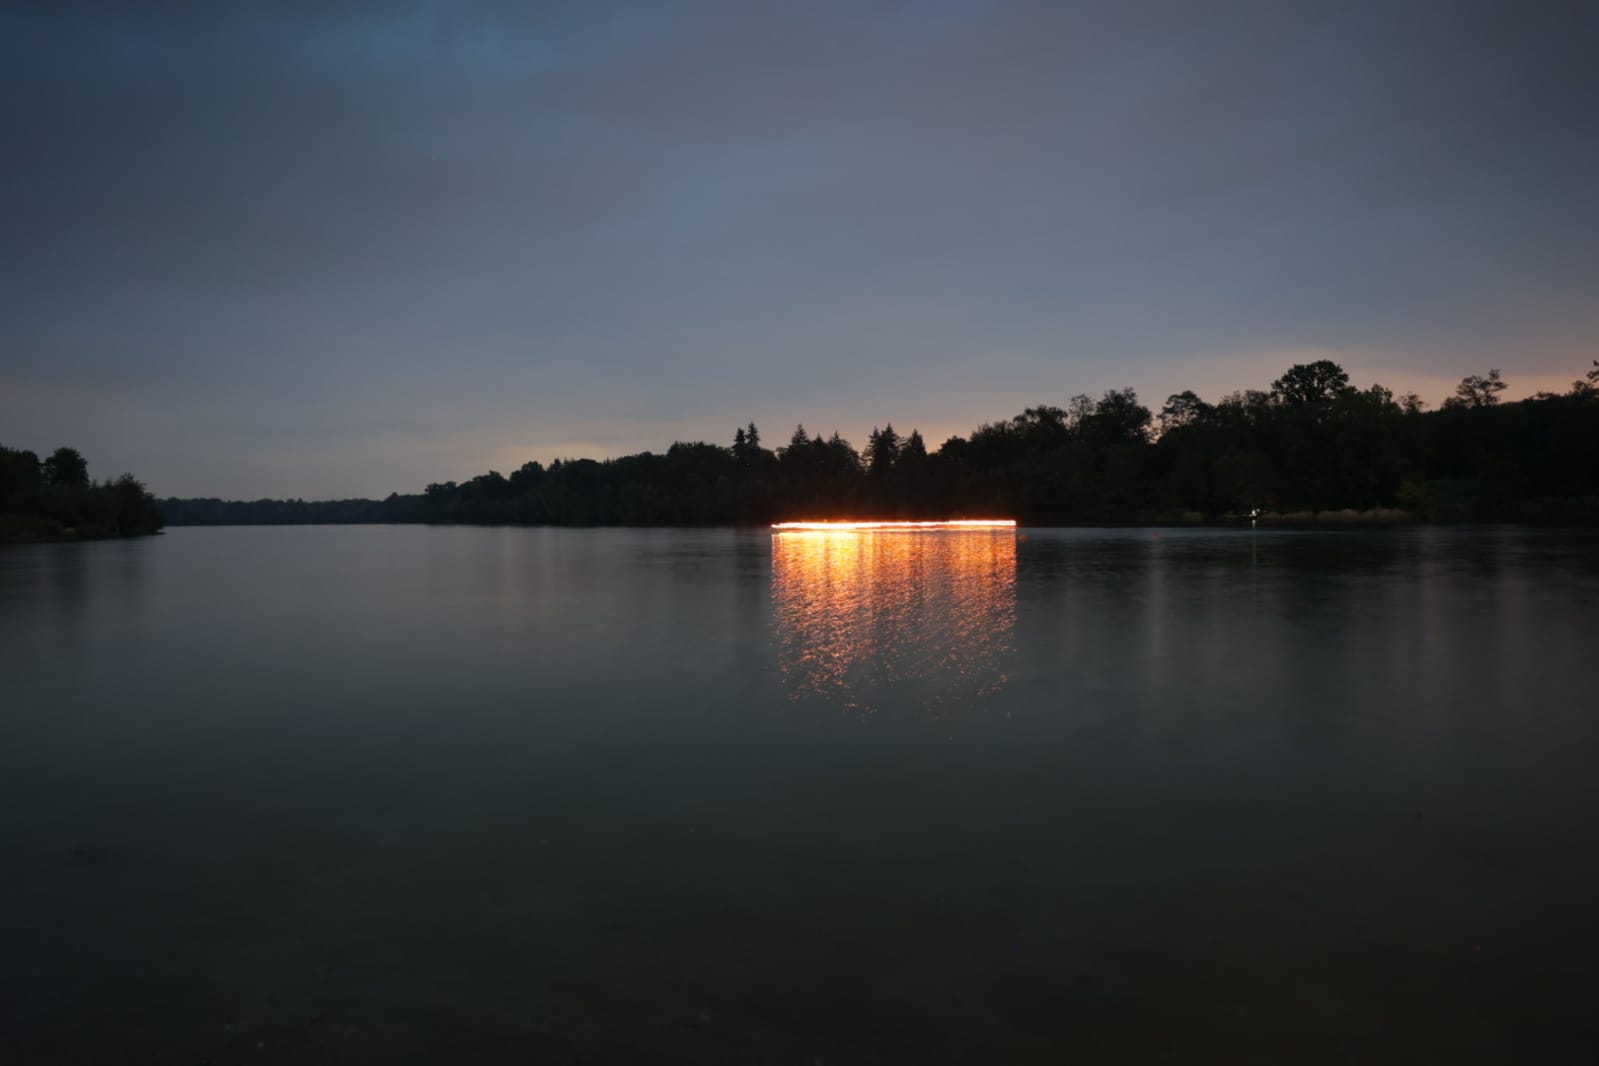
[
  {"left": 149, "top": 505, "right": 1599, "bottom": 530},
  {"left": 156, "top": 360, "right": 1599, "bottom": 530}
]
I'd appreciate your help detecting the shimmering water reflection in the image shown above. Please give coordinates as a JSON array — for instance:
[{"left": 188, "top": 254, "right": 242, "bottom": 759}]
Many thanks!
[
  {"left": 771, "top": 528, "right": 1016, "bottom": 712},
  {"left": 6, "top": 526, "right": 1599, "bottom": 1063}
]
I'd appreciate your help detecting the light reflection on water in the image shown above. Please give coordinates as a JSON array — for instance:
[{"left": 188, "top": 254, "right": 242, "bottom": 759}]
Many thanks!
[
  {"left": 770, "top": 528, "right": 1016, "bottom": 712},
  {"left": 5, "top": 527, "right": 1599, "bottom": 1062}
]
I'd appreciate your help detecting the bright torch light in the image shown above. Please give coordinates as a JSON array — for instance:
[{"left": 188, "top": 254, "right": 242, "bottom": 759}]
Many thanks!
[{"left": 770, "top": 519, "right": 1017, "bottom": 531}]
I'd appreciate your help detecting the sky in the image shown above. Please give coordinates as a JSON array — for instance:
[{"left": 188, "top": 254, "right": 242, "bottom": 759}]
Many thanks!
[{"left": 3, "top": 0, "right": 1597, "bottom": 498}]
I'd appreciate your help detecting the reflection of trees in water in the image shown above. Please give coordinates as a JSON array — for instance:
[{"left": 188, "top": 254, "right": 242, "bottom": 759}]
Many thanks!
[{"left": 771, "top": 530, "right": 1016, "bottom": 713}]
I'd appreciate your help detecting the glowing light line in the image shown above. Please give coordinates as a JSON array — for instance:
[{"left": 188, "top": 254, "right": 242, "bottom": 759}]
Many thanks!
[{"left": 770, "top": 520, "right": 1016, "bottom": 531}]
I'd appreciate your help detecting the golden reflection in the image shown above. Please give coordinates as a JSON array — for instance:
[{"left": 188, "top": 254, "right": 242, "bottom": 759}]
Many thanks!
[
  {"left": 771, "top": 529, "right": 1017, "bottom": 713},
  {"left": 772, "top": 520, "right": 1016, "bottom": 531}
]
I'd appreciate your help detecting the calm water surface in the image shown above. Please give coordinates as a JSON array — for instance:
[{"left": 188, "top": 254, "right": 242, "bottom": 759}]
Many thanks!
[{"left": 3, "top": 525, "right": 1597, "bottom": 1064}]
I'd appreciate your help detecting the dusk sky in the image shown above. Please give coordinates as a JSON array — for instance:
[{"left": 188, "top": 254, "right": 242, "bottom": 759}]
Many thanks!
[{"left": 4, "top": 0, "right": 1596, "bottom": 499}]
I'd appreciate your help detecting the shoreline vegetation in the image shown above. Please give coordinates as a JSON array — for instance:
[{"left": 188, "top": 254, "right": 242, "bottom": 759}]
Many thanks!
[
  {"left": 0, "top": 446, "right": 165, "bottom": 544},
  {"left": 159, "top": 360, "right": 1599, "bottom": 529}
]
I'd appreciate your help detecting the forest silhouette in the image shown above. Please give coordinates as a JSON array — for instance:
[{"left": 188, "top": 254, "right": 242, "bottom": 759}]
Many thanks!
[
  {"left": 159, "top": 361, "right": 1599, "bottom": 528},
  {"left": 0, "top": 445, "right": 165, "bottom": 542}
]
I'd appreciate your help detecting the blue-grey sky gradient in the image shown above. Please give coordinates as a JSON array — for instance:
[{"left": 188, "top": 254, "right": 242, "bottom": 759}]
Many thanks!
[{"left": 4, "top": 0, "right": 1597, "bottom": 497}]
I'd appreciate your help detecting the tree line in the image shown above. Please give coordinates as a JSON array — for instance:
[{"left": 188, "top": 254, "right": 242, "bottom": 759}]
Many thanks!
[
  {"left": 0, "top": 445, "right": 165, "bottom": 542},
  {"left": 160, "top": 360, "right": 1599, "bottom": 528}
]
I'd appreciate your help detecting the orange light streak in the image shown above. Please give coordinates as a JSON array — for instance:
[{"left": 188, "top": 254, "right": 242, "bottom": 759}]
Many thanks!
[
  {"left": 771, "top": 521, "right": 1016, "bottom": 712},
  {"left": 770, "top": 519, "right": 1016, "bottom": 531}
]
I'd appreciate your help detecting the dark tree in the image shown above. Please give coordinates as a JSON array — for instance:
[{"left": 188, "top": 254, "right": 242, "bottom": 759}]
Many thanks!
[
  {"left": 0, "top": 446, "right": 43, "bottom": 505},
  {"left": 732, "top": 423, "right": 769, "bottom": 468},
  {"left": 1159, "top": 391, "right": 1211, "bottom": 434},
  {"left": 1081, "top": 388, "right": 1152, "bottom": 445},
  {"left": 508, "top": 461, "right": 545, "bottom": 492},
  {"left": 1446, "top": 369, "right": 1507, "bottom": 409},
  {"left": 1272, "top": 361, "right": 1352, "bottom": 409},
  {"left": 900, "top": 429, "right": 928, "bottom": 464},
  {"left": 1013, "top": 406, "right": 1071, "bottom": 449},
  {"left": 866, "top": 424, "right": 901, "bottom": 478},
  {"left": 1066, "top": 394, "right": 1096, "bottom": 430},
  {"left": 42, "top": 446, "right": 89, "bottom": 487}
]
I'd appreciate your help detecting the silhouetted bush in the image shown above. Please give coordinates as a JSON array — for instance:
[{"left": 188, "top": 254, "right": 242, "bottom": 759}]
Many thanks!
[{"left": 0, "top": 445, "right": 164, "bottom": 541}]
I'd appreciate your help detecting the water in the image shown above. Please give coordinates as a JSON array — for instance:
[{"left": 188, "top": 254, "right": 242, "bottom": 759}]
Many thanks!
[{"left": 3, "top": 525, "right": 1597, "bottom": 1064}]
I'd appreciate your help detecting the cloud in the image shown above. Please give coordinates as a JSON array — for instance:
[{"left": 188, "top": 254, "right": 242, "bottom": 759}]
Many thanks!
[{"left": 3, "top": 1, "right": 1595, "bottom": 496}]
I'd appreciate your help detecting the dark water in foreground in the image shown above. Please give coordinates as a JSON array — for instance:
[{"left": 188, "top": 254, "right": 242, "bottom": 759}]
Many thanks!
[{"left": 3, "top": 525, "right": 1598, "bottom": 1064}]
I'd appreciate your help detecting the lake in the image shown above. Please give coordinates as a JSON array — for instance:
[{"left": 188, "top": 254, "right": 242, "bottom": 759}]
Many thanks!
[{"left": 3, "top": 525, "right": 1597, "bottom": 1063}]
